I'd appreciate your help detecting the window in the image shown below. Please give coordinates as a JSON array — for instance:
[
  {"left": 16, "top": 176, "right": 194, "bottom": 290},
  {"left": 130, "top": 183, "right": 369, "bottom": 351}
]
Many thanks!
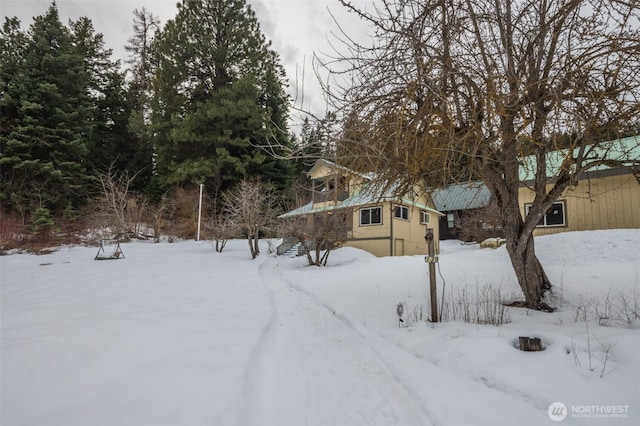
[
  {"left": 420, "top": 210, "right": 430, "bottom": 224},
  {"left": 525, "top": 201, "right": 566, "bottom": 227},
  {"left": 446, "top": 213, "right": 455, "bottom": 229},
  {"left": 360, "top": 206, "right": 382, "bottom": 225},
  {"left": 394, "top": 205, "right": 409, "bottom": 220}
]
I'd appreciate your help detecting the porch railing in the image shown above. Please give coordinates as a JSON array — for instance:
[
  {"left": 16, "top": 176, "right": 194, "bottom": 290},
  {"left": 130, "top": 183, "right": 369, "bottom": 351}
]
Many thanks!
[{"left": 312, "top": 190, "right": 349, "bottom": 204}]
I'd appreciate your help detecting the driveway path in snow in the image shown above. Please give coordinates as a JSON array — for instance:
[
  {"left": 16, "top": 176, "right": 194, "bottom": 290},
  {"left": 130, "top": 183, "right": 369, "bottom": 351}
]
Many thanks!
[{"left": 239, "top": 257, "right": 434, "bottom": 426}]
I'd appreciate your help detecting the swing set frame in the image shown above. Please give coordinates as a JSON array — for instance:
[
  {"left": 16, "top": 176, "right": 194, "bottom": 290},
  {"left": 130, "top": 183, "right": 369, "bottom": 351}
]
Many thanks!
[{"left": 94, "top": 239, "right": 125, "bottom": 260}]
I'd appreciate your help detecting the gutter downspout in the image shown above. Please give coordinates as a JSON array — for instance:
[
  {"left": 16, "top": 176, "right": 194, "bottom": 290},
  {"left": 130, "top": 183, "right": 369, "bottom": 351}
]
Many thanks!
[{"left": 389, "top": 203, "right": 394, "bottom": 256}]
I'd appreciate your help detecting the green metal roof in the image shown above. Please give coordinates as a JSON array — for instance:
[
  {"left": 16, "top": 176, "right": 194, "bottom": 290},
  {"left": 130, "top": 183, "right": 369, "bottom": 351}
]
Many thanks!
[
  {"left": 279, "top": 182, "right": 442, "bottom": 219},
  {"left": 431, "top": 135, "right": 639, "bottom": 213},
  {"left": 519, "top": 135, "right": 640, "bottom": 182},
  {"left": 282, "top": 136, "right": 638, "bottom": 218},
  {"left": 430, "top": 181, "right": 491, "bottom": 212}
]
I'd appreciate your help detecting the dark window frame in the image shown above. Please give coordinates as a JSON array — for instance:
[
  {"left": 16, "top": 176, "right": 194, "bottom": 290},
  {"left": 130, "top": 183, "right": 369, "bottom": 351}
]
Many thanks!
[
  {"left": 394, "top": 205, "right": 409, "bottom": 220},
  {"left": 360, "top": 206, "right": 383, "bottom": 226},
  {"left": 525, "top": 200, "right": 567, "bottom": 227}
]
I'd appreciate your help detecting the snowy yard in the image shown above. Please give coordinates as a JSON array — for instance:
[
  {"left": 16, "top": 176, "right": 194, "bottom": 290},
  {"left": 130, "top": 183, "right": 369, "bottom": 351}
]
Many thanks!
[{"left": 1, "top": 230, "right": 639, "bottom": 425}]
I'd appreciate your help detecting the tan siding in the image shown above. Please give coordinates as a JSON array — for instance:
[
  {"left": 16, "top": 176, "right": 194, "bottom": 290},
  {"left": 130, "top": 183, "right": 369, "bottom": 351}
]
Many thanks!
[
  {"left": 390, "top": 204, "right": 431, "bottom": 256},
  {"left": 520, "top": 173, "right": 640, "bottom": 236},
  {"left": 608, "top": 176, "right": 619, "bottom": 228},
  {"left": 308, "top": 163, "right": 335, "bottom": 180},
  {"left": 598, "top": 176, "right": 610, "bottom": 229},
  {"left": 617, "top": 174, "right": 639, "bottom": 228},
  {"left": 347, "top": 201, "right": 436, "bottom": 256},
  {"left": 345, "top": 239, "right": 391, "bottom": 257},
  {"left": 350, "top": 204, "right": 390, "bottom": 240},
  {"left": 630, "top": 175, "right": 640, "bottom": 228},
  {"left": 565, "top": 186, "right": 580, "bottom": 230},
  {"left": 619, "top": 175, "right": 631, "bottom": 226},
  {"left": 620, "top": 174, "right": 640, "bottom": 228}
]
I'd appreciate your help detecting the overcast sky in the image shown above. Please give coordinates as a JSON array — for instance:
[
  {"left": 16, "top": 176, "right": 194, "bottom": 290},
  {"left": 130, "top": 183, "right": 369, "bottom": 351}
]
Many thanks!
[{"left": 1, "top": 0, "right": 372, "bottom": 129}]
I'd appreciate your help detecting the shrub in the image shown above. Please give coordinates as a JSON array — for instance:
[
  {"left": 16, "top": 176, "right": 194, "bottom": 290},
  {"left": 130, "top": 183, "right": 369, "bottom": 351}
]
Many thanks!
[{"left": 30, "top": 207, "right": 54, "bottom": 237}]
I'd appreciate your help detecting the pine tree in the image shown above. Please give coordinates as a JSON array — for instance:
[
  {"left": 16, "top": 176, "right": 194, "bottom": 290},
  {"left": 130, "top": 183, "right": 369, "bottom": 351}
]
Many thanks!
[
  {"left": 0, "top": 17, "right": 29, "bottom": 218},
  {"left": 151, "top": 0, "right": 294, "bottom": 194},
  {"left": 0, "top": 3, "right": 92, "bottom": 215},
  {"left": 125, "top": 8, "right": 159, "bottom": 106},
  {"left": 254, "top": 49, "right": 295, "bottom": 191},
  {"left": 124, "top": 8, "right": 159, "bottom": 193},
  {"left": 70, "top": 16, "right": 148, "bottom": 187}
]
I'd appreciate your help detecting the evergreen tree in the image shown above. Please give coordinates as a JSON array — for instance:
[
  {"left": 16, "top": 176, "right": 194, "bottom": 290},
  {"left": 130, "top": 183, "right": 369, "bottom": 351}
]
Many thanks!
[
  {"left": 124, "top": 8, "right": 159, "bottom": 193},
  {"left": 70, "top": 16, "right": 148, "bottom": 186},
  {"left": 0, "top": 18, "right": 27, "bottom": 139},
  {"left": 0, "top": 3, "right": 92, "bottom": 215},
  {"left": 254, "top": 49, "right": 295, "bottom": 191},
  {"left": 295, "top": 118, "right": 322, "bottom": 174},
  {"left": 125, "top": 8, "right": 159, "bottom": 108},
  {"left": 151, "top": 0, "right": 294, "bottom": 194},
  {"left": 0, "top": 17, "right": 29, "bottom": 218}
]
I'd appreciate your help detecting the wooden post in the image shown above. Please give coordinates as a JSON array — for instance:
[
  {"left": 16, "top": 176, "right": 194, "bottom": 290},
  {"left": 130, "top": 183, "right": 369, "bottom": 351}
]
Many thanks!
[{"left": 425, "top": 229, "right": 438, "bottom": 322}]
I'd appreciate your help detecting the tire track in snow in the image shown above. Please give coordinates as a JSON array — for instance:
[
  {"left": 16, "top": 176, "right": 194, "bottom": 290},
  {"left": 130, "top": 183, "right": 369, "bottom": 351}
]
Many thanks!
[
  {"left": 242, "top": 257, "right": 434, "bottom": 426},
  {"left": 237, "top": 259, "right": 311, "bottom": 426},
  {"left": 280, "top": 268, "right": 441, "bottom": 426}
]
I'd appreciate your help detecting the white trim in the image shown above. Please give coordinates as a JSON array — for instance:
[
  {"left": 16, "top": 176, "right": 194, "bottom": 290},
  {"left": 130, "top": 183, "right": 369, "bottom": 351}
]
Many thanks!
[
  {"left": 360, "top": 206, "right": 383, "bottom": 226},
  {"left": 394, "top": 205, "right": 409, "bottom": 220},
  {"left": 525, "top": 200, "right": 567, "bottom": 227},
  {"left": 420, "top": 210, "right": 430, "bottom": 224}
]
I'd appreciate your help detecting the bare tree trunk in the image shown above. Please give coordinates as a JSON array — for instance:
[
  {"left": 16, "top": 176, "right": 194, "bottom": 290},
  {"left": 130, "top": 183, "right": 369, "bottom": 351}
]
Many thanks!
[
  {"left": 247, "top": 232, "right": 258, "bottom": 259},
  {"left": 484, "top": 145, "right": 553, "bottom": 311},
  {"left": 320, "top": 247, "right": 332, "bottom": 266},
  {"left": 505, "top": 233, "right": 553, "bottom": 311},
  {"left": 253, "top": 230, "right": 260, "bottom": 256},
  {"left": 223, "top": 179, "right": 280, "bottom": 260},
  {"left": 301, "top": 241, "right": 314, "bottom": 266}
]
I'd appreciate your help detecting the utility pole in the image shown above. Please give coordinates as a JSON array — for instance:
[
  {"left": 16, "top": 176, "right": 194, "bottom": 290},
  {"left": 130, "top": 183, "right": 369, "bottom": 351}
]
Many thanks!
[{"left": 425, "top": 229, "right": 438, "bottom": 322}]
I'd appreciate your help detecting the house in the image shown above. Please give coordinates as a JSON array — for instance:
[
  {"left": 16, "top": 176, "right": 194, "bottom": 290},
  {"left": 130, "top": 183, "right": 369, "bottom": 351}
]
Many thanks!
[
  {"left": 279, "top": 159, "right": 443, "bottom": 257},
  {"left": 432, "top": 135, "right": 640, "bottom": 239},
  {"left": 518, "top": 135, "right": 640, "bottom": 235},
  {"left": 430, "top": 181, "right": 500, "bottom": 241}
]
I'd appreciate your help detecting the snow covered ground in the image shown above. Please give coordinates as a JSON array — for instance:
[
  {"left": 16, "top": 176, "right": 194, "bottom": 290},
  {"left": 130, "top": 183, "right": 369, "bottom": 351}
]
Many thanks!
[{"left": 1, "top": 229, "right": 639, "bottom": 425}]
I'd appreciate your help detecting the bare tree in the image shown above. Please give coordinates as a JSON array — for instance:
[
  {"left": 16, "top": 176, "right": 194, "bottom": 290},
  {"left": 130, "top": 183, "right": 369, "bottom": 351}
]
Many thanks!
[
  {"left": 223, "top": 179, "right": 281, "bottom": 259},
  {"left": 96, "top": 165, "right": 147, "bottom": 240},
  {"left": 162, "top": 185, "right": 210, "bottom": 240},
  {"left": 319, "top": 0, "right": 640, "bottom": 310},
  {"left": 456, "top": 197, "right": 504, "bottom": 243},
  {"left": 149, "top": 192, "right": 171, "bottom": 242},
  {"left": 205, "top": 213, "right": 239, "bottom": 253},
  {"left": 281, "top": 210, "right": 349, "bottom": 266}
]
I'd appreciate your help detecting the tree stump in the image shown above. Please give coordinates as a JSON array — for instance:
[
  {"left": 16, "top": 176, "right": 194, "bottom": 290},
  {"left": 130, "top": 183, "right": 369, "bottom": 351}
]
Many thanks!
[{"left": 519, "top": 336, "right": 543, "bottom": 351}]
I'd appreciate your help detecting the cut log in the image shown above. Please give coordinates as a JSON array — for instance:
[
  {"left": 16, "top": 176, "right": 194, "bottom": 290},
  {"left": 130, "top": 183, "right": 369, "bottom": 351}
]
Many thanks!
[{"left": 518, "top": 336, "right": 543, "bottom": 351}]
